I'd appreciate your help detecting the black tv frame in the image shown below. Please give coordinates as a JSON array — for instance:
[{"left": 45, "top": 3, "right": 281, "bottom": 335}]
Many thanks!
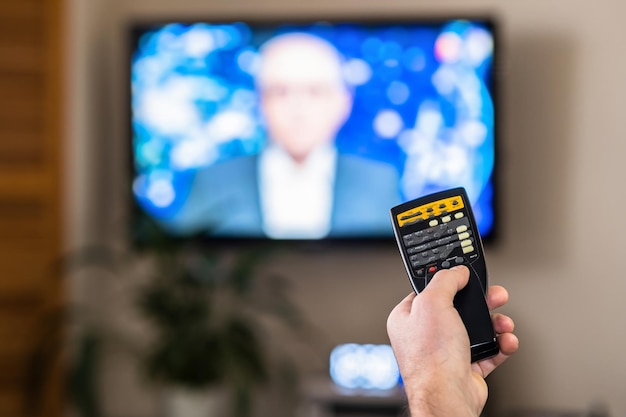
[{"left": 125, "top": 13, "right": 502, "bottom": 251}]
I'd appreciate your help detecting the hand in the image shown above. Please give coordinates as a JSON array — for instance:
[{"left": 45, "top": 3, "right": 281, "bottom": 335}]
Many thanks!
[{"left": 386, "top": 266, "right": 519, "bottom": 417}]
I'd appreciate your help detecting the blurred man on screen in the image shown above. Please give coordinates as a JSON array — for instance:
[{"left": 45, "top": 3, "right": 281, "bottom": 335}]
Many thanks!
[{"left": 163, "top": 32, "right": 402, "bottom": 239}]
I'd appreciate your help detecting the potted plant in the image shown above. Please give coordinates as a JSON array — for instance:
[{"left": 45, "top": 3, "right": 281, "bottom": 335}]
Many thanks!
[
  {"left": 25, "top": 224, "right": 313, "bottom": 417},
  {"left": 137, "top": 241, "right": 308, "bottom": 417}
]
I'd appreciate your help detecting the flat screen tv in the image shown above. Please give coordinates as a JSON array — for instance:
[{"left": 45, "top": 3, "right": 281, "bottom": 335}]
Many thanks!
[{"left": 129, "top": 16, "right": 499, "bottom": 246}]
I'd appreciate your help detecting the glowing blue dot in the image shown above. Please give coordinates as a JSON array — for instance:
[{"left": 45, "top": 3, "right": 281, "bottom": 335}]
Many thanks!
[
  {"left": 237, "top": 48, "right": 261, "bottom": 75},
  {"left": 387, "top": 81, "right": 410, "bottom": 105},
  {"left": 147, "top": 179, "right": 176, "bottom": 208},
  {"left": 343, "top": 58, "right": 372, "bottom": 86},
  {"left": 403, "top": 47, "right": 426, "bottom": 72},
  {"left": 374, "top": 110, "right": 404, "bottom": 139},
  {"left": 183, "top": 27, "right": 216, "bottom": 58}
]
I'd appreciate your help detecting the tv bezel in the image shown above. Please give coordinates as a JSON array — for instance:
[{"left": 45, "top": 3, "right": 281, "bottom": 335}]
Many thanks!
[{"left": 125, "top": 14, "right": 502, "bottom": 250}]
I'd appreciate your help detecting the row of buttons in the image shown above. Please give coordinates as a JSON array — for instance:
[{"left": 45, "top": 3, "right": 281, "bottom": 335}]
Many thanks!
[
  {"left": 395, "top": 196, "right": 466, "bottom": 228},
  {"left": 400, "top": 200, "right": 459, "bottom": 221},
  {"left": 409, "top": 236, "right": 474, "bottom": 268},
  {"left": 401, "top": 211, "right": 476, "bottom": 272},
  {"left": 403, "top": 216, "right": 469, "bottom": 248},
  {"left": 415, "top": 256, "right": 466, "bottom": 277}
]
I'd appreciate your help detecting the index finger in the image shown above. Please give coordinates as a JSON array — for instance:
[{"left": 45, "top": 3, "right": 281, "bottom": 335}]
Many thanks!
[{"left": 421, "top": 265, "right": 470, "bottom": 301}]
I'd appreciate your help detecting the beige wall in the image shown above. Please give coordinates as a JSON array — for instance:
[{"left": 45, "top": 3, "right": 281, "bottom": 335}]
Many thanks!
[{"left": 65, "top": 0, "right": 626, "bottom": 416}]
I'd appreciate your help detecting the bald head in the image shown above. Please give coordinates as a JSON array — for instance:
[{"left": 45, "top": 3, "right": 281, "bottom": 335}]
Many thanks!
[
  {"left": 257, "top": 33, "right": 347, "bottom": 91},
  {"left": 256, "top": 33, "right": 353, "bottom": 164}
]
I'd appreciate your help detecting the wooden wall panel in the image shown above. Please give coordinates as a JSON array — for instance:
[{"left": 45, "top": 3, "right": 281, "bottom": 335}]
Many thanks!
[{"left": 0, "top": 0, "right": 65, "bottom": 415}]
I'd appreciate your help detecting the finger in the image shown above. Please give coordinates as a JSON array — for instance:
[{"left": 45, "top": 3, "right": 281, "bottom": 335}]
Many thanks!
[
  {"left": 473, "top": 332, "right": 519, "bottom": 378},
  {"left": 492, "top": 313, "right": 514, "bottom": 334},
  {"left": 423, "top": 265, "right": 470, "bottom": 300},
  {"left": 392, "top": 292, "right": 416, "bottom": 314},
  {"left": 498, "top": 332, "right": 520, "bottom": 356},
  {"left": 387, "top": 292, "right": 416, "bottom": 322},
  {"left": 486, "top": 285, "right": 509, "bottom": 310}
]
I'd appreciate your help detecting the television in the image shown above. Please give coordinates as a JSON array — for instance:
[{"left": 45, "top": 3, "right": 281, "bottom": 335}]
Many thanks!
[{"left": 129, "top": 16, "right": 499, "bottom": 246}]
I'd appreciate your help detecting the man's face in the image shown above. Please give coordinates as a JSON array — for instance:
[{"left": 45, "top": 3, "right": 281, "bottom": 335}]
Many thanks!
[{"left": 257, "top": 35, "right": 353, "bottom": 163}]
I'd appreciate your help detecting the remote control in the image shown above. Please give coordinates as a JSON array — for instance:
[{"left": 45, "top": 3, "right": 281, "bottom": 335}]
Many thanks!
[{"left": 390, "top": 187, "right": 499, "bottom": 362}]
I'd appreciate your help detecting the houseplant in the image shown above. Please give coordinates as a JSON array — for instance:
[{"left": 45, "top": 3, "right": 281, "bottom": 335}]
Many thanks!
[
  {"left": 25, "top": 221, "right": 313, "bottom": 417},
  {"left": 137, "top": 240, "right": 308, "bottom": 417}
]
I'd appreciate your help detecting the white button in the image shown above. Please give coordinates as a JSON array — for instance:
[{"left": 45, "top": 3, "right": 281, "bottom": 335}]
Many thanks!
[
  {"left": 462, "top": 245, "right": 475, "bottom": 254},
  {"left": 454, "top": 212, "right": 464, "bottom": 219},
  {"left": 456, "top": 225, "right": 468, "bottom": 233},
  {"left": 442, "top": 216, "right": 451, "bottom": 223},
  {"left": 458, "top": 232, "right": 470, "bottom": 240},
  {"left": 429, "top": 220, "right": 438, "bottom": 227},
  {"left": 461, "top": 239, "right": 472, "bottom": 247}
]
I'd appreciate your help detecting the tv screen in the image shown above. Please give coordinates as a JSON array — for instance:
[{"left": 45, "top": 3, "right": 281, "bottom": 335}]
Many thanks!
[{"left": 129, "top": 17, "right": 498, "bottom": 244}]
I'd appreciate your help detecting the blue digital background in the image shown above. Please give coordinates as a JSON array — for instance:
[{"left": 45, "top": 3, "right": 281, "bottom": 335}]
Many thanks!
[{"left": 130, "top": 19, "right": 496, "bottom": 239}]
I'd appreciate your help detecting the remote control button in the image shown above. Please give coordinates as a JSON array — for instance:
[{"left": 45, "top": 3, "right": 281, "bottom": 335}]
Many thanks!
[
  {"left": 403, "top": 217, "right": 423, "bottom": 226},
  {"left": 454, "top": 212, "right": 464, "bottom": 219},
  {"left": 439, "top": 203, "right": 446, "bottom": 209},
  {"left": 462, "top": 245, "right": 475, "bottom": 254},
  {"left": 456, "top": 225, "right": 468, "bottom": 233},
  {"left": 407, "top": 243, "right": 429, "bottom": 254},
  {"left": 416, "top": 268, "right": 425, "bottom": 277},
  {"left": 461, "top": 239, "right": 473, "bottom": 248},
  {"left": 455, "top": 256, "right": 464, "bottom": 264},
  {"left": 427, "top": 207, "right": 434, "bottom": 213},
  {"left": 442, "top": 215, "right": 451, "bottom": 223},
  {"left": 428, "top": 266, "right": 437, "bottom": 273},
  {"left": 429, "top": 219, "right": 438, "bottom": 227},
  {"left": 441, "top": 261, "right": 451, "bottom": 269},
  {"left": 458, "top": 232, "right": 470, "bottom": 240}
]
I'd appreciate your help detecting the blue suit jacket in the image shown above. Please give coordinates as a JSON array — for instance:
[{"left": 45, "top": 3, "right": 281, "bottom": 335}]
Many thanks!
[{"left": 161, "top": 153, "right": 402, "bottom": 238}]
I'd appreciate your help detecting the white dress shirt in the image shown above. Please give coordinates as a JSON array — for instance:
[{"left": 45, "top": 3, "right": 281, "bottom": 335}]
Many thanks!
[{"left": 258, "top": 144, "right": 337, "bottom": 239}]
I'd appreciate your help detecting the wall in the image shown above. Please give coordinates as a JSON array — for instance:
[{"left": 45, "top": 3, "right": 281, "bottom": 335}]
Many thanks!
[{"left": 65, "top": 0, "right": 626, "bottom": 416}]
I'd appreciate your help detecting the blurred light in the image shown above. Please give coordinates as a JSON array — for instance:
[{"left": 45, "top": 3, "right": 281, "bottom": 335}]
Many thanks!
[
  {"left": 384, "top": 59, "right": 399, "bottom": 68},
  {"left": 342, "top": 58, "right": 372, "bottom": 86},
  {"left": 361, "top": 37, "right": 384, "bottom": 62},
  {"left": 230, "top": 88, "right": 258, "bottom": 111},
  {"left": 182, "top": 27, "right": 216, "bottom": 58},
  {"left": 415, "top": 101, "right": 443, "bottom": 138},
  {"left": 329, "top": 344, "right": 400, "bottom": 390},
  {"left": 465, "top": 28, "right": 494, "bottom": 66},
  {"left": 137, "top": 87, "right": 200, "bottom": 135},
  {"left": 434, "top": 32, "right": 463, "bottom": 64},
  {"left": 171, "top": 138, "right": 218, "bottom": 170},
  {"left": 387, "top": 81, "right": 410, "bottom": 105},
  {"left": 374, "top": 109, "right": 404, "bottom": 138},
  {"left": 458, "top": 120, "right": 488, "bottom": 147},
  {"left": 138, "top": 140, "right": 164, "bottom": 166},
  {"left": 142, "top": 171, "right": 176, "bottom": 208},
  {"left": 204, "top": 110, "right": 256, "bottom": 143},
  {"left": 431, "top": 66, "right": 457, "bottom": 95},
  {"left": 237, "top": 48, "right": 261, "bottom": 75},
  {"left": 212, "top": 25, "right": 239, "bottom": 49},
  {"left": 403, "top": 47, "right": 426, "bottom": 72}
]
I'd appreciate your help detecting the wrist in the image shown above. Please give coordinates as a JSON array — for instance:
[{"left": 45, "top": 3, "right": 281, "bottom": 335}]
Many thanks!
[{"left": 403, "top": 373, "right": 480, "bottom": 417}]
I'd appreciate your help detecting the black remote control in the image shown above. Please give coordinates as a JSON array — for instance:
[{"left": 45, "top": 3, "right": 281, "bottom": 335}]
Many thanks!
[{"left": 390, "top": 187, "right": 499, "bottom": 362}]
